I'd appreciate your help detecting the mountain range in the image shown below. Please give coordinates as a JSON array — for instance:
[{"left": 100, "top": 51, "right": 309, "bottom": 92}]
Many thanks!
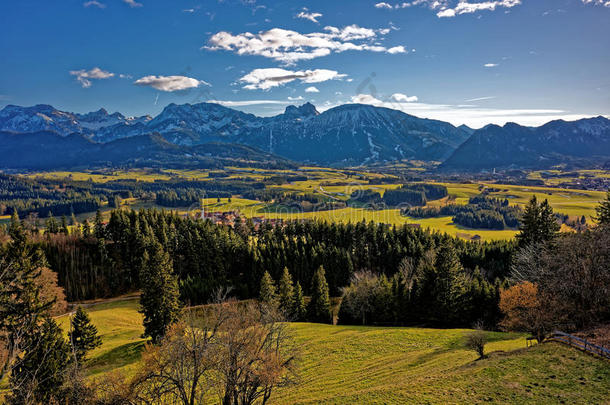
[{"left": 1, "top": 102, "right": 609, "bottom": 170}]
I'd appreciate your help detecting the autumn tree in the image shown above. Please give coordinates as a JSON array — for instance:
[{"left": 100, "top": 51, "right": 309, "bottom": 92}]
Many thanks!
[
  {"left": 139, "top": 243, "right": 182, "bottom": 344},
  {"left": 69, "top": 306, "right": 102, "bottom": 363},
  {"left": 499, "top": 281, "right": 552, "bottom": 342},
  {"left": 307, "top": 266, "right": 332, "bottom": 324},
  {"left": 131, "top": 300, "right": 298, "bottom": 405}
]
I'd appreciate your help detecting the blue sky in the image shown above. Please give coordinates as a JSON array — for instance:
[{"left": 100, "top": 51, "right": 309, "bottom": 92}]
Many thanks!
[{"left": 0, "top": 0, "right": 609, "bottom": 127}]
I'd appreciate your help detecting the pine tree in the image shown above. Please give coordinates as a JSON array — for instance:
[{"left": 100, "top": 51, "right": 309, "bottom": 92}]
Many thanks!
[
  {"left": 46, "top": 212, "right": 59, "bottom": 234},
  {"left": 139, "top": 243, "right": 182, "bottom": 344},
  {"left": 68, "top": 306, "right": 102, "bottom": 363},
  {"left": 433, "top": 242, "right": 467, "bottom": 325},
  {"left": 516, "top": 196, "right": 559, "bottom": 247},
  {"left": 595, "top": 190, "right": 610, "bottom": 225},
  {"left": 277, "top": 267, "right": 294, "bottom": 313},
  {"left": 259, "top": 271, "right": 278, "bottom": 306},
  {"left": 1, "top": 213, "right": 51, "bottom": 381},
  {"left": 60, "top": 215, "right": 69, "bottom": 234},
  {"left": 94, "top": 210, "right": 106, "bottom": 239},
  {"left": 9, "top": 317, "right": 70, "bottom": 404},
  {"left": 291, "top": 281, "right": 306, "bottom": 321},
  {"left": 307, "top": 266, "right": 332, "bottom": 323},
  {"left": 82, "top": 219, "right": 91, "bottom": 237}
]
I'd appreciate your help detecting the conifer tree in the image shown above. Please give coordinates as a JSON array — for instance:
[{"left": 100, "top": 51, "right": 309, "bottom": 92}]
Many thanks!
[
  {"left": 46, "top": 212, "right": 59, "bottom": 234},
  {"left": 517, "top": 195, "right": 560, "bottom": 247},
  {"left": 259, "top": 271, "right": 278, "bottom": 307},
  {"left": 94, "top": 210, "right": 106, "bottom": 239},
  {"left": 277, "top": 267, "right": 294, "bottom": 313},
  {"left": 60, "top": 215, "right": 69, "bottom": 235},
  {"left": 9, "top": 317, "right": 70, "bottom": 404},
  {"left": 433, "top": 242, "right": 467, "bottom": 324},
  {"left": 595, "top": 190, "right": 610, "bottom": 225},
  {"left": 307, "top": 266, "right": 332, "bottom": 323},
  {"left": 82, "top": 219, "right": 91, "bottom": 238},
  {"left": 68, "top": 306, "right": 102, "bottom": 363},
  {"left": 291, "top": 281, "right": 306, "bottom": 321},
  {"left": 139, "top": 243, "right": 182, "bottom": 344},
  {"left": 1, "top": 212, "right": 51, "bottom": 381}
]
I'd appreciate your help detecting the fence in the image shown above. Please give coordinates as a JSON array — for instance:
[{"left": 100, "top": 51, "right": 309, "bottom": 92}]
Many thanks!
[{"left": 547, "top": 331, "right": 610, "bottom": 359}]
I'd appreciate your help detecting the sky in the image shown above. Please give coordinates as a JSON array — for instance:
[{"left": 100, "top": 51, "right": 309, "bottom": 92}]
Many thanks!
[{"left": 0, "top": 0, "right": 609, "bottom": 128}]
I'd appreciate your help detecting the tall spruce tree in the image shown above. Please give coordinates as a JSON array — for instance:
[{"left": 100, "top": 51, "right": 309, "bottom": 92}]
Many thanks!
[
  {"left": 8, "top": 317, "right": 70, "bottom": 405},
  {"left": 139, "top": 243, "right": 182, "bottom": 344},
  {"left": 68, "top": 306, "right": 102, "bottom": 363},
  {"left": 432, "top": 243, "right": 467, "bottom": 325},
  {"left": 595, "top": 190, "right": 610, "bottom": 225},
  {"left": 0, "top": 212, "right": 51, "bottom": 381},
  {"left": 517, "top": 195, "right": 560, "bottom": 247},
  {"left": 307, "top": 266, "right": 332, "bottom": 323},
  {"left": 259, "top": 271, "right": 278, "bottom": 307},
  {"left": 291, "top": 281, "right": 306, "bottom": 321},
  {"left": 277, "top": 267, "right": 294, "bottom": 314}
]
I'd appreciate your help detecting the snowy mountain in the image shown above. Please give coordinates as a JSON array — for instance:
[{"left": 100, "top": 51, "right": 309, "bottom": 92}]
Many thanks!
[
  {"left": 0, "top": 102, "right": 470, "bottom": 164},
  {"left": 0, "top": 104, "right": 151, "bottom": 137}
]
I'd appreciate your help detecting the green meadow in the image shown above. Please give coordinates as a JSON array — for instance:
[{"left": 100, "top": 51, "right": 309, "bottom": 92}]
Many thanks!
[
  {"left": 51, "top": 299, "right": 609, "bottom": 405},
  {"left": 17, "top": 167, "right": 610, "bottom": 241}
]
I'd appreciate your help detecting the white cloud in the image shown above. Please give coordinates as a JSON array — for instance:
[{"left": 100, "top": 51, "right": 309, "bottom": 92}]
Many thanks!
[
  {"left": 437, "top": 1, "right": 521, "bottom": 18},
  {"left": 375, "top": 0, "right": 523, "bottom": 17},
  {"left": 134, "top": 75, "right": 210, "bottom": 92},
  {"left": 305, "top": 86, "right": 320, "bottom": 93},
  {"left": 337, "top": 93, "right": 593, "bottom": 128},
  {"left": 296, "top": 11, "right": 323, "bottom": 23},
  {"left": 239, "top": 68, "right": 347, "bottom": 90},
  {"left": 69, "top": 67, "right": 114, "bottom": 88},
  {"left": 387, "top": 45, "right": 407, "bottom": 54},
  {"left": 123, "top": 0, "right": 142, "bottom": 7},
  {"left": 83, "top": 1, "right": 106, "bottom": 8},
  {"left": 582, "top": 0, "right": 610, "bottom": 7},
  {"left": 205, "top": 25, "right": 407, "bottom": 64},
  {"left": 288, "top": 96, "right": 304, "bottom": 101},
  {"left": 375, "top": 2, "right": 394, "bottom": 9},
  {"left": 391, "top": 93, "right": 418, "bottom": 102},
  {"left": 484, "top": 63, "right": 499, "bottom": 67}
]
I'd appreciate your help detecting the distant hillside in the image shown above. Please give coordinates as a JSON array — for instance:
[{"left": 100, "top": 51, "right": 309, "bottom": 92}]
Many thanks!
[
  {"left": 442, "top": 116, "right": 610, "bottom": 170},
  {"left": 0, "top": 131, "right": 294, "bottom": 170}
]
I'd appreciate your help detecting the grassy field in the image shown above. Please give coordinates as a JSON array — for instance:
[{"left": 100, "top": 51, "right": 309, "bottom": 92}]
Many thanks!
[
  {"left": 54, "top": 299, "right": 610, "bottom": 404},
  {"left": 16, "top": 167, "right": 610, "bottom": 241}
]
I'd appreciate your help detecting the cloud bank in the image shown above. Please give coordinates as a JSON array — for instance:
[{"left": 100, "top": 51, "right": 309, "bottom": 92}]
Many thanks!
[{"left": 205, "top": 25, "right": 407, "bottom": 64}]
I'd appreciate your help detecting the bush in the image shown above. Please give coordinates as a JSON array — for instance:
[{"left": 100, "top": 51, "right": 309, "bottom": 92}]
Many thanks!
[{"left": 465, "top": 329, "right": 488, "bottom": 359}]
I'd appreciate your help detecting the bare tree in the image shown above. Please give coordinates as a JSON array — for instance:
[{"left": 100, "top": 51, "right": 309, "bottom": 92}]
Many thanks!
[{"left": 129, "top": 299, "right": 299, "bottom": 405}]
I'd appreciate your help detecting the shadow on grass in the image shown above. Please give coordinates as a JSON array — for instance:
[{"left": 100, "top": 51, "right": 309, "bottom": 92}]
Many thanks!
[{"left": 87, "top": 340, "right": 147, "bottom": 375}]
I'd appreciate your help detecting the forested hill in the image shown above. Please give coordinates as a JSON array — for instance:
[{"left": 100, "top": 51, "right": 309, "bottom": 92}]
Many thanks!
[
  {"left": 442, "top": 116, "right": 610, "bottom": 170},
  {"left": 0, "top": 130, "right": 295, "bottom": 170}
]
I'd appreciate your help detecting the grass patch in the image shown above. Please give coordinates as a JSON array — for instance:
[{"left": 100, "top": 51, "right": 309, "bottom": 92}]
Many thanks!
[{"left": 51, "top": 299, "right": 610, "bottom": 404}]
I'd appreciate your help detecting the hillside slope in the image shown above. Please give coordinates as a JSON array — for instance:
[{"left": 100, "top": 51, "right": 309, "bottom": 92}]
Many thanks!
[{"left": 53, "top": 299, "right": 610, "bottom": 405}]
